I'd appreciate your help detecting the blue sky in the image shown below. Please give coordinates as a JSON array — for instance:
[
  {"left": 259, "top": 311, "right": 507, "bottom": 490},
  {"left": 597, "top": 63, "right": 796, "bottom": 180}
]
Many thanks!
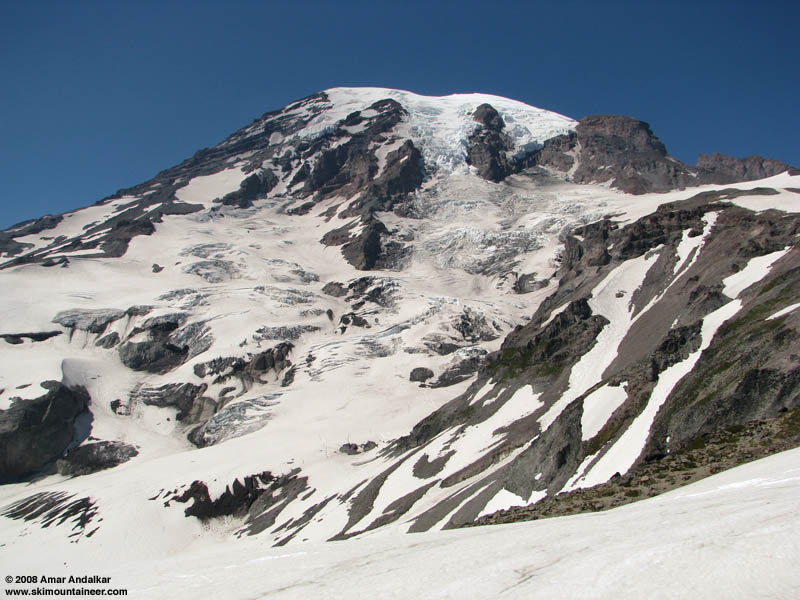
[{"left": 1, "top": 0, "right": 797, "bottom": 229}]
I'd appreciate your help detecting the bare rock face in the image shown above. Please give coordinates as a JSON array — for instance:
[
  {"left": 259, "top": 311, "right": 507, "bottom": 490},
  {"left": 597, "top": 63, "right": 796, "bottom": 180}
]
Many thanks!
[
  {"left": 56, "top": 441, "right": 139, "bottom": 477},
  {"left": 696, "top": 152, "right": 794, "bottom": 184},
  {"left": 322, "top": 281, "right": 347, "bottom": 297},
  {"left": 339, "top": 441, "right": 377, "bottom": 455},
  {"left": 532, "top": 114, "right": 696, "bottom": 194},
  {"left": 95, "top": 332, "right": 120, "bottom": 348},
  {"left": 429, "top": 348, "right": 488, "bottom": 388},
  {"left": 53, "top": 308, "right": 126, "bottom": 336},
  {"left": 513, "top": 273, "right": 549, "bottom": 293},
  {"left": 172, "top": 472, "right": 274, "bottom": 520},
  {"left": 340, "top": 140, "right": 425, "bottom": 217},
  {"left": 193, "top": 342, "right": 293, "bottom": 387},
  {"left": 410, "top": 367, "right": 434, "bottom": 382},
  {"left": 118, "top": 316, "right": 213, "bottom": 374},
  {"left": 0, "top": 382, "right": 90, "bottom": 483},
  {"left": 323, "top": 216, "right": 411, "bottom": 272},
  {"left": 1, "top": 331, "right": 61, "bottom": 345},
  {"left": 131, "top": 382, "right": 216, "bottom": 423},
  {"left": 216, "top": 170, "right": 278, "bottom": 208},
  {"left": 340, "top": 219, "right": 387, "bottom": 271},
  {"left": 306, "top": 103, "right": 426, "bottom": 270},
  {"left": 530, "top": 114, "right": 797, "bottom": 194},
  {"left": 466, "top": 103, "right": 516, "bottom": 182}
]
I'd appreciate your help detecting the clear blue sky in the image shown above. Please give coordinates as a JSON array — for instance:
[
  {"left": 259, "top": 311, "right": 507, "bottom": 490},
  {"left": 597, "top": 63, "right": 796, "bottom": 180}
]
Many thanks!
[{"left": 1, "top": 0, "right": 797, "bottom": 229}]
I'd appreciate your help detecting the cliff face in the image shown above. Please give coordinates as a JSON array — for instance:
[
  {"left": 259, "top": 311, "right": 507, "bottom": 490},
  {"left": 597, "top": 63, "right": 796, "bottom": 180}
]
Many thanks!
[{"left": 529, "top": 114, "right": 796, "bottom": 194}]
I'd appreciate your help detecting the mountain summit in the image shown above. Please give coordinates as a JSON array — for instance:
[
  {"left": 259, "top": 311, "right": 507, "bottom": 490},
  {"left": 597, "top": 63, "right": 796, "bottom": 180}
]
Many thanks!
[{"left": 1, "top": 88, "right": 799, "bottom": 561}]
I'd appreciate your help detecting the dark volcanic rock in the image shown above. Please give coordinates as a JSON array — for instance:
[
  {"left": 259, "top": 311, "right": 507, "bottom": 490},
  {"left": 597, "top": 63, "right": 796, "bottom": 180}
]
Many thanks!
[
  {"left": 1, "top": 491, "right": 99, "bottom": 538},
  {"left": 132, "top": 382, "right": 216, "bottom": 423},
  {"left": 530, "top": 114, "right": 798, "bottom": 194},
  {"left": 118, "top": 339, "right": 189, "bottom": 373},
  {"left": 466, "top": 103, "right": 515, "bottom": 182},
  {"left": 498, "top": 298, "right": 609, "bottom": 376},
  {"left": 322, "top": 217, "right": 393, "bottom": 271},
  {"left": 341, "top": 219, "right": 387, "bottom": 270},
  {"left": 119, "top": 319, "right": 212, "bottom": 374},
  {"left": 0, "top": 214, "right": 62, "bottom": 258},
  {"left": 95, "top": 332, "right": 120, "bottom": 348},
  {"left": 340, "top": 441, "right": 377, "bottom": 455},
  {"left": 2, "top": 93, "right": 326, "bottom": 269},
  {"left": 646, "top": 262, "right": 800, "bottom": 459},
  {"left": 324, "top": 214, "right": 411, "bottom": 272},
  {"left": 0, "top": 382, "right": 90, "bottom": 483},
  {"left": 193, "top": 343, "right": 294, "bottom": 390},
  {"left": 513, "top": 273, "right": 549, "bottom": 294},
  {"left": 305, "top": 101, "right": 423, "bottom": 270},
  {"left": 0, "top": 331, "right": 62, "bottom": 344},
  {"left": 470, "top": 407, "right": 800, "bottom": 529},
  {"left": 53, "top": 308, "right": 126, "bottom": 336},
  {"left": 172, "top": 472, "right": 274, "bottom": 520},
  {"left": 322, "top": 281, "right": 347, "bottom": 297},
  {"left": 473, "top": 103, "right": 506, "bottom": 131},
  {"left": 339, "top": 443, "right": 359, "bottom": 455},
  {"left": 100, "top": 218, "right": 157, "bottom": 257},
  {"left": 56, "top": 441, "right": 139, "bottom": 476},
  {"left": 696, "top": 152, "right": 794, "bottom": 184},
  {"left": 454, "top": 307, "right": 499, "bottom": 342},
  {"left": 340, "top": 140, "right": 425, "bottom": 217},
  {"left": 410, "top": 367, "right": 434, "bottom": 382},
  {"left": 533, "top": 114, "right": 694, "bottom": 194},
  {"left": 295, "top": 99, "right": 415, "bottom": 207},
  {"left": 422, "top": 336, "right": 462, "bottom": 356},
  {"left": 217, "top": 170, "right": 278, "bottom": 208},
  {"left": 338, "top": 312, "right": 370, "bottom": 331},
  {"left": 430, "top": 349, "right": 488, "bottom": 388},
  {"left": 501, "top": 398, "right": 585, "bottom": 500}
]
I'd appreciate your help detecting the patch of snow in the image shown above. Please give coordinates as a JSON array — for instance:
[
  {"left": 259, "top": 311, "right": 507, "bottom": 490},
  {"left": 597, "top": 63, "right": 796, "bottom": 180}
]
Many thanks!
[
  {"left": 469, "top": 379, "right": 495, "bottom": 406},
  {"left": 767, "top": 302, "right": 800, "bottom": 320},
  {"left": 539, "top": 301, "right": 569, "bottom": 329},
  {"left": 673, "top": 212, "right": 717, "bottom": 277},
  {"left": 477, "top": 488, "right": 544, "bottom": 518},
  {"left": 722, "top": 248, "right": 790, "bottom": 299},
  {"left": 174, "top": 167, "right": 246, "bottom": 207},
  {"left": 580, "top": 382, "right": 628, "bottom": 441},
  {"left": 726, "top": 186, "right": 800, "bottom": 213}
]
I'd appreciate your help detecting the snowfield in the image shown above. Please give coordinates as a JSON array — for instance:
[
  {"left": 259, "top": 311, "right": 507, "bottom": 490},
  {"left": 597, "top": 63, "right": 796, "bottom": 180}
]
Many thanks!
[{"left": 2, "top": 448, "right": 797, "bottom": 599}]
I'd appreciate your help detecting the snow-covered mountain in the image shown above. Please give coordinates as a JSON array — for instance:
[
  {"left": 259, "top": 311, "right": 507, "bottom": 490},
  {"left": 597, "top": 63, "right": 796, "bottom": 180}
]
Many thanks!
[{"left": 1, "top": 88, "right": 798, "bottom": 584}]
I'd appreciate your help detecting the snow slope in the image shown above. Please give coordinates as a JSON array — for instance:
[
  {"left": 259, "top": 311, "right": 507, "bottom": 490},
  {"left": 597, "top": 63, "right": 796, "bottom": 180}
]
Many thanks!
[{"left": 3, "top": 448, "right": 797, "bottom": 599}]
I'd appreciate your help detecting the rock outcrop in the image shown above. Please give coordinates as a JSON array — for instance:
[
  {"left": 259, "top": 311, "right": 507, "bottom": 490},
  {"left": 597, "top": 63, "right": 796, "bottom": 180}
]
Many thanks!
[
  {"left": 529, "top": 114, "right": 796, "bottom": 194},
  {"left": 0, "top": 382, "right": 90, "bottom": 482},
  {"left": 119, "top": 316, "right": 213, "bottom": 374},
  {"left": 56, "top": 441, "right": 139, "bottom": 477},
  {"left": 466, "top": 104, "right": 516, "bottom": 182}
]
